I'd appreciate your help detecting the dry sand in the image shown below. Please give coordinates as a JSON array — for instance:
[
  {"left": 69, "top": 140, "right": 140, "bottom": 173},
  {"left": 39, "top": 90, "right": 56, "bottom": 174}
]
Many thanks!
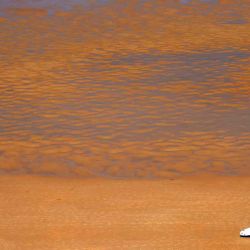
[{"left": 1, "top": 175, "right": 250, "bottom": 250}]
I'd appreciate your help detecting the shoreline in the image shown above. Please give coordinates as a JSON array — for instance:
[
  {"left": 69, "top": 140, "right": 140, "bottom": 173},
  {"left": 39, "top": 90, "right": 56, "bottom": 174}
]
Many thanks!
[{"left": 1, "top": 174, "right": 250, "bottom": 249}]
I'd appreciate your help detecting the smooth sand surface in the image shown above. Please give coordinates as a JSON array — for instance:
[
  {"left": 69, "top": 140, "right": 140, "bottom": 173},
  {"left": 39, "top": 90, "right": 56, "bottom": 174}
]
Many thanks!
[{"left": 1, "top": 175, "right": 250, "bottom": 250}]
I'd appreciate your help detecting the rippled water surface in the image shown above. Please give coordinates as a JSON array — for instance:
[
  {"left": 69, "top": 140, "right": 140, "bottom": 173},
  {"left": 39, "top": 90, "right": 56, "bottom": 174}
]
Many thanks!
[{"left": 0, "top": 0, "right": 249, "bottom": 178}]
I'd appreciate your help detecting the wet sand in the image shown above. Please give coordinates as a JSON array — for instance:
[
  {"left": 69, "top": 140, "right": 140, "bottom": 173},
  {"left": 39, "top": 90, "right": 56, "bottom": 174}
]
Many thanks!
[{"left": 1, "top": 175, "right": 250, "bottom": 249}]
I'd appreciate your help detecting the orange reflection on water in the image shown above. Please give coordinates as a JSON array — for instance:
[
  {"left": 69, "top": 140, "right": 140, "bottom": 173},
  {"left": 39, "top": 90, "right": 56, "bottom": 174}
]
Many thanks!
[{"left": 0, "top": 0, "right": 249, "bottom": 178}]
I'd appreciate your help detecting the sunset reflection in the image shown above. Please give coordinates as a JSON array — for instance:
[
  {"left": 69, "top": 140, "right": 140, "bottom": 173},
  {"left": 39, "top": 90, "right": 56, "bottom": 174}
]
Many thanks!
[{"left": 0, "top": 0, "right": 249, "bottom": 178}]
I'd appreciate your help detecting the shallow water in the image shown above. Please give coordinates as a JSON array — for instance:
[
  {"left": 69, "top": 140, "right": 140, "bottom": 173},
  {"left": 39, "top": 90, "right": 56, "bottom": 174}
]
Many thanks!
[{"left": 0, "top": 0, "right": 249, "bottom": 178}]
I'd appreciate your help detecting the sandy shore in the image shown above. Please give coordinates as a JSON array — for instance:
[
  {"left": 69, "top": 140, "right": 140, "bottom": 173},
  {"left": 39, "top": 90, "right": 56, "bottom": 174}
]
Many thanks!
[{"left": 1, "top": 175, "right": 250, "bottom": 249}]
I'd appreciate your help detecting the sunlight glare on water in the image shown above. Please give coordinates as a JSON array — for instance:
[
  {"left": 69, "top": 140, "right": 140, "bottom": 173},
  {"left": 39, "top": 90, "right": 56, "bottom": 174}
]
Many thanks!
[{"left": 0, "top": 0, "right": 249, "bottom": 178}]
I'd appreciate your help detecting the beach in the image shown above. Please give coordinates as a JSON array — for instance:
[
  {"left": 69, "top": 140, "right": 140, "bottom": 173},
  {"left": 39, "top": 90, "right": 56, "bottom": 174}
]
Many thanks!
[{"left": 1, "top": 175, "right": 250, "bottom": 249}]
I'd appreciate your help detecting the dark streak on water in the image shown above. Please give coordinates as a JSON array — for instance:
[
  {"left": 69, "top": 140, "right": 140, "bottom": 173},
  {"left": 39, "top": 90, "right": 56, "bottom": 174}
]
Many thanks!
[{"left": 0, "top": 0, "right": 249, "bottom": 178}]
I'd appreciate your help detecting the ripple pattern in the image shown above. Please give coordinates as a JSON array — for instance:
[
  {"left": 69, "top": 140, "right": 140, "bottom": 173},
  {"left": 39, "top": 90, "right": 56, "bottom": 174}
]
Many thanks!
[{"left": 0, "top": 0, "right": 250, "bottom": 178}]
